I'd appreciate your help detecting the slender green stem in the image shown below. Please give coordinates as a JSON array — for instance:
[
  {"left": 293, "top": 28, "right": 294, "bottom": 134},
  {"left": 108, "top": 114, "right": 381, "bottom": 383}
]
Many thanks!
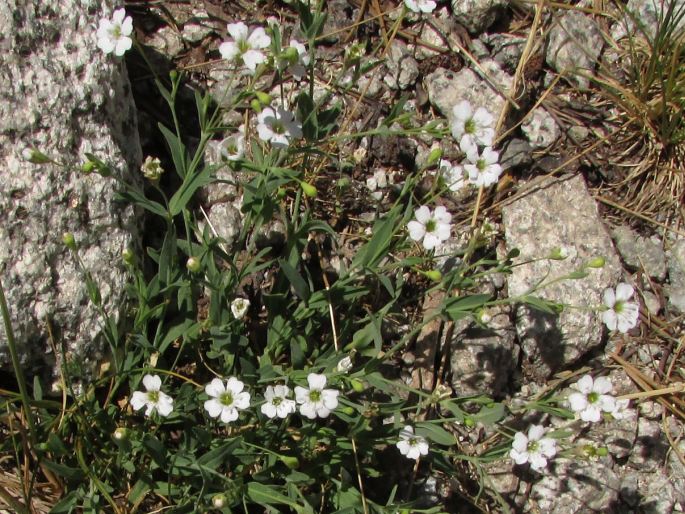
[{"left": 0, "top": 279, "right": 36, "bottom": 441}]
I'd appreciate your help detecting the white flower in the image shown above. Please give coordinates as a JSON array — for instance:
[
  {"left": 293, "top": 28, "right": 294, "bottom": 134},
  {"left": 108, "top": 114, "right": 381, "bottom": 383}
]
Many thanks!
[
  {"left": 407, "top": 205, "right": 452, "bottom": 251},
  {"left": 464, "top": 146, "right": 502, "bottom": 187},
  {"left": 204, "top": 377, "right": 251, "bottom": 423},
  {"left": 396, "top": 426, "right": 430, "bottom": 460},
  {"left": 602, "top": 283, "right": 639, "bottom": 333},
  {"left": 404, "top": 0, "right": 437, "bottom": 13},
  {"left": 261, "top": 385, "right": 297, "bottom": 419},
  {"left": 140, "top": 156, "right": 164, "bottom": 181},
  {"left": 96, "top": 8, "right": 134, "bottom": 57},
  {"left": 256, "top": 107, "right": 302, "bottom": 148},
  {"left": 439, "top": 159, "right": 466, "bottom": 192},
  {"left": 286, "top": 39, "right": 310, "bottom": 80},
  {"left": 609, "top": 398, "right": 633, "bottom": 420},
  {"left": 130, "top": 374, "right": 174, "bottom": 417},
  {"left": 568, "top": 374, "right": 616, "bottom": 423},
  {"left": 219, "top": 22, "right": 271, "bottom": 74},
  {"left": 451, "top": 100, "right": 495, "bottom": 149},
  {"left": 510, "top": 425, "right": 557, "bottom": 471},
  {"left": 219, "top": 126, "right": 245, "bottom": 162},
  {"left": 231, "top": 297, "right": 250, "bottom": 319},
  {"left": 295, "top": 373, "right": 339, "bottom": 419},
  {"left": 336, "top": 356, "right": 353, "bottom": 373}
]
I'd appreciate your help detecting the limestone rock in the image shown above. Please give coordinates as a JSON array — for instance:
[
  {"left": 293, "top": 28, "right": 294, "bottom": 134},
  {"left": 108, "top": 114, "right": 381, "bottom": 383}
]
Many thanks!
[
  {"left": 546, "top": 11, "right": 604, "bottom": 90},
  {"left": 451, "top": 0, "right": 505, "bottom": 34},
  {"left": 612, "top": 225, "right": 667, "bottom": 280},
  {"left": 502, "top": 175, "right": 622, "bottom": 380},
  {"left": 521, "top": 107, "right": 560, "bottom": 149},
  {"left": 0, "top": 2, "right": 141, "bottom": 375},
  {"left": 665, "top": 239, "right": 685, "bottom": 312},
  {"left": 384, "top": 40, "right": 419, "bottom": 90}
]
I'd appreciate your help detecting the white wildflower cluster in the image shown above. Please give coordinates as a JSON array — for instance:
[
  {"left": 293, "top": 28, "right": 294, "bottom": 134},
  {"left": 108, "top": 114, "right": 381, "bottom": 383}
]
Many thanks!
[
  {"left": 129, "top": 372, "right": 340, "bottom": 421},
  {"left": 404, "top": 0, "right": 437, "bottom": 13}
]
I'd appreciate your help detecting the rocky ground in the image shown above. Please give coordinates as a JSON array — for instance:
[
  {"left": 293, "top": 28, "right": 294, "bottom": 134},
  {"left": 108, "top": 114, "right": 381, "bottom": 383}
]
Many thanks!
[{"left": 3, "top": 0, "right": 685, "bottom": 512}]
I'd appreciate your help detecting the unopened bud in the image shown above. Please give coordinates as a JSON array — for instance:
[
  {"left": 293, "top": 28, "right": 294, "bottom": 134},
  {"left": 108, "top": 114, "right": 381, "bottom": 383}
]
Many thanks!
[
  {"left": 477, "top": 309, "right": 492, "bottom": 324},
  {"left": 113, "top": 427, "right": 129, "bottom": 441},
  {"left": 255, "top": 91, "right": 272, "bottom": 106},
  {"left": 586, "top": 256, "right": 606, "bottom": 268},
  {"left": 140, "top": 156, "right": 165, "bottom": 181},
  {"left": 169, "top": 70, "right": 178, "bottom": 81},
  {"left": 464, "top": 416, "right": 475, "bottom": 427},
  {"left": 122, "top": 248, "right": 134, "bottom": 265},
  {"left": 212, "top": 493, "right": 227, "bottom": 508},
  {"left": 425, "top": 147, "right": 443, "bottom": 167},
  {"left": 21, "top": 147, "right": 52, "bottom": 164},
  {"left": 186, "top": 256, "right": 201, "bottom": 273},
  {"left": 549, "top": 246, "right": 569, "bottom": 260},
  {"left": 62, "top": 232, "right": 77, "bottom": 251},
  {"left": 423, "top": 269, "right": 442, "bottom": 282},
  {"left": 350, "top": 378, "right": 364, "bottom": 393},
  {"left": 250, "top": 98, "right": 262, "bottom": 113},
  {"left": 300, "top": 181, "right": 317, "bottom": 198},
  {"left": 283, "top": 46, "right": 300, "bottom": 65}
]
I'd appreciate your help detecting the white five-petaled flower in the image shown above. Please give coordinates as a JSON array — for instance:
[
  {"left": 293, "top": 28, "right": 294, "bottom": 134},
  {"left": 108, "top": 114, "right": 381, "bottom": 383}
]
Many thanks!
[
  {"left": 510, "top": 425, "right": 557, "bottom": 471},
  {"left": 451, "top": 100, "right": 495, "bottom": 150},
  {"left": 404, "top": 0, "right": 437, "bottom": 13},
  {"left": 602, "top": 283, "right": 639, "bottom": 333},
  {"left": 204, "top": 377, "right": 251, "bottom": 423},
  {"left": 261, "top": 385, "right": 297, "bottom": 419},
  {"left": 464, "top": 146, "right": 502, "bottom": 187},
  {"left": 439, "top": 159, "right": 466, "bottom": 192},
  {"left": 256, "top": 107, "right": 302, "bottom": 148},
  {"left": 130, "top": 374, "right": 174, "bottom": 417},
  {"left": 219, "top": 126, "right": 245, "bottom": 162},
  {"left": 295, "top": 373, "right": 339, "bottom": 419},
  {"left": 396, "top": 426, "right": 430, "bottom": 460},
  {"left": 231, "top": 297, "right": 250, "bottom": 319},
  {"left": 567, "top": 374, "right": 616, "bottom": 423},
  {"left": 407, "top": 205, "right": 452, "bottom": 251},
  {"left": 219, "top": 22, "right": 271, "bottom": 74},
  {"left": 286, "top": 39, "right": 310, "bottom": 81},
  {"left": 96, "top": 8, "right": 134, "bottom": 57}
]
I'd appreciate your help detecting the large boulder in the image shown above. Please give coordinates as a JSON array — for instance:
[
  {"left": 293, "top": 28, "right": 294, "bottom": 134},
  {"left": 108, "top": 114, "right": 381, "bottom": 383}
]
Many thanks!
[{"left": 0, "top": 1, "right": 141, "bottom": 378}]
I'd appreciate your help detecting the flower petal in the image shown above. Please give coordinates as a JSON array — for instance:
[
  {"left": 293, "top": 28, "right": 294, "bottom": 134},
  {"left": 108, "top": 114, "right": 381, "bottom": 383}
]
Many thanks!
[
  {"left": 143, "top": 374, "right": 161, "bottom": 392},
  {"left": 205, "top": 378, "right": 225, "bottom": 398},
  {"left": 414, "top": 206, "right": 431, "bottom": 224},
  {"left": 615, "top": 282, "right": 634, "bottom": 302},
  {"left": 307, "top": 373, "right": 327, "bottom": 390},
  {"left": 592, "top": 376, "right": 613, "bottom": 394},
  {"left": 130, "top": 391, "right": 147, "bottom": 411},
  {"left": 204, "top": 398, "right": 223, "bottom": 418}
]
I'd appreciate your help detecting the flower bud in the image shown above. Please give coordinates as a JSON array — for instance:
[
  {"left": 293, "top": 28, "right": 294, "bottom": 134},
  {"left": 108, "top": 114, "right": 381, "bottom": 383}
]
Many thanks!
[
  {"left": 586, "top": 256, "right": 606, "bottom": 268},
  {"left": 186, "top": 256, "right": 201, "bottom": 273},
  {"left": 122, "top": 248, "right": 135, "bottom": 265},
  {"left": 549, "top": 246, "right": 569, "bottom": 260},
  {"left": 62, "top": 232, "right": 77, "bottom": 251},
  {"left": 283, "top": 46, "right": 300, "bottom": 65},
  {"left": 279, "top": 455, "right": 300, "bottom": 469},
  {"left": 21, "top": 147, "right": 52, "bottom": 164},
  {"left": 477, "top": 309, "right": 492, "bottom": 324},
  {"left": 423, "top": 269, "right": 442, "bottom": 282},
  {"left": 169, "top": 70, "right": 178, "bottom": 81},
  {"left": 464, "top": 416, "right": 475, "bottom": 427},
  {"left": 113, "top": 427, "right": 129, "bottom": 441},
  {"left": 250, "top": 98, "right": 262, "bottom": 113},
  {"left": 255, "top": 91, "right": 272, "bottom": 106},
  {"left": 300, "top": 181, "right": 317, "bottom": 198},
  {"left": 425, "top": 147, "right": 443, "bottom": 167},
  {"left": 341, "top": 406, "right": 355, "bottom": 416},
  {"left": 350, "top": 378, "right": 365, "bottom": 393},
  {"left": 211, "top": 493, "right": 227, "bottom": 508}
]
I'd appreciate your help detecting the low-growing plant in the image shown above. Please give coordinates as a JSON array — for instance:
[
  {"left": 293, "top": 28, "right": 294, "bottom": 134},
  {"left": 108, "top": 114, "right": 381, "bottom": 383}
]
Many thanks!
[{"left": 2, "top": 2, "right": 641, "bottom": 513}]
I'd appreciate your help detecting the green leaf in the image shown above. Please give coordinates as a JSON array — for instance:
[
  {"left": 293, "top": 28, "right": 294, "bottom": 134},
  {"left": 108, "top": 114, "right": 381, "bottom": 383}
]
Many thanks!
[
  {"left": 520, "top": 295, "right": 563, "bottom": 315},
  {"left": 246, "top": 482, "right": 305, "bottom": 512},
  {"left": 116, "top": 190, "right": 169, "bottom": 218},
  {"left": 41, "top": 459, "right": 85, "bottom": 481},
  {"left": 168, "top": 166, "right": 214, "bottom": 216},
  {"left": 279, "top": 259, "right": 310, "bottom": 301},
  {"left": 415, "top": 422, "right": 457, "bottom": 445},
  {"left": 351, "top": 206, "right": 402, "bottom": 270},
  {"left": 443, "top": 294, "right": 491, "bottom": 321},
  {"left": 297, "top": 92, "right": 318, "bottom": 141},
  {"left": 196, "top": 438, "right": 243, "bottom": 469},
  {"left": 158, "top": 122, "right": 186, "bottom": 178},
  {"left": 158, "top": 317, "right": 198, "bottom": 354},
  {"left": 471, "top": 402, "right": 506, "bottom": 425},
  {"left": 142, "top": 434, "right": 167, "bottom": 468}
]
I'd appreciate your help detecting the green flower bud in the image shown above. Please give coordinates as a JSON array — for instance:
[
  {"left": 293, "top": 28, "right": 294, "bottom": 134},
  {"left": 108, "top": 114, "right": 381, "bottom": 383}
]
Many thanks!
[
  {"left": 425, "top": 147, "right": 443, "bottom": 167},
  {"left": 21, "top": 147, "right": 52, "bottom": 164},
  {"left": 140, "top": 156, "right": 165, "bottom": 181},
  {"left": 464, "top": 416, "right": 475, "bottom": 427},
  {"left": 283, "top": 46, "right": 300, "bottom": 65},
  {"left": 423, "top": 269, "right": 442, "bottom": 282},
  {"left": 279, "top": 455, "right": 300, "bottom": 469},
  {"left": 212, "top": 493, "right": 227, "bottom": 508},
  {"left": 255, "top": 91, "right": 272, "bottom": 106},
  {"left": 300, "top": 181, "right": 317, "bottom": 198},
  {"left": 169, "top": 70, "right": 178, "bottom": 81},
  {"left": 62, "top": 232, "right": 77, "bottom": 251},
  {"left": 549, "top": 246, "right": 569, "bottom": 260},
  {"left": 586, "top": 256, "right": 606, "bottom": 268},
  {"left": 122, "top": 248, "right": 135, "bottom": 265},
  {"left": 341, "top": 406, "right": 355, "bottom": 416},
  {"left": 337, "top": 176, "right": 351, "bottom": 189},
  {"left": 350, "top": 378, "right": 364, "bottom": 393},
  {"left": 276, "top": 187, "right": 287, "bottom": 200},
  {"left": 250, "top": 98, "right": 262, "bottom": 113},
  {"left": 113, "top": 427, "right": 129, "bottom": 442},
  {"left": 186, "top": 256, "right": 201, "bottom": 273}
]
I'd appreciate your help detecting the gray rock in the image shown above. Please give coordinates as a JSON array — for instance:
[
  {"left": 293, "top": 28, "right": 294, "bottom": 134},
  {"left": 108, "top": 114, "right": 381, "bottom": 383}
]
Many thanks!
[
  {"left": 546, "top": 11, "right": 604, "bottom": 90},
  {"left": 611, "top": 0, "right": 685, "bottom": 41},
  {"left": 384, "top": 40, "right": 419, "bottom": 90},
  {"left": 451, "top": 0, "right": 505, "bottom": 34},
  {"left": 629, "top": 417, "right": 669, "bottom": 472},
  {"left": 426, "top": 60, "right": 513, "bottom": 120},
  {"left": 619, "top": 469, "right": 680, "bottom": 513},
  {"left": 147, "top": 27, "right": 184, "bottom": 58},
  {"left": 502, "top": 175, "right": 622, "bottom": 380},
  {"left": 483, "top": 33, "right": 527, "bottom": 72},
  {"left": 641, "top": 290, "right": 661, "bottom": 315},
  {"left": 182, "top": 9, "right": 215, "bottom": 43},
  {"left": 521, "top": 107, "right": 560, "bottom": 149},
  {"left": 0, "top": 2, "right": 141, "bottom": 374},
  {"left": 449, "top": 306, "right": 518, "bottom": 397},
  {"left": 500, "top": 138, "right": 533, "bottom": 170},
  {"left": 665, "top": 239, "right": 685, "bottom": 312},
  {"left": 528, "top": 459, "right": 620, "bottom": 512},
  {"left": 612, "top": 225, "right": 667, "bottom": 280}
]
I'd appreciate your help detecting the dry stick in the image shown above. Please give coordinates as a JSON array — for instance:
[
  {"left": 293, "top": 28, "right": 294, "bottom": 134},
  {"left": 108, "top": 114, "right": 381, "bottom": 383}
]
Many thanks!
[
  {"left": 470, "top": 186, "right": 484, "bottom": 228},
  {"left": 351, "top": 438, "right": 370, "bottom": 514},
  {"left": 662, "top": 415, "right": 685, "bottom": 469}
]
